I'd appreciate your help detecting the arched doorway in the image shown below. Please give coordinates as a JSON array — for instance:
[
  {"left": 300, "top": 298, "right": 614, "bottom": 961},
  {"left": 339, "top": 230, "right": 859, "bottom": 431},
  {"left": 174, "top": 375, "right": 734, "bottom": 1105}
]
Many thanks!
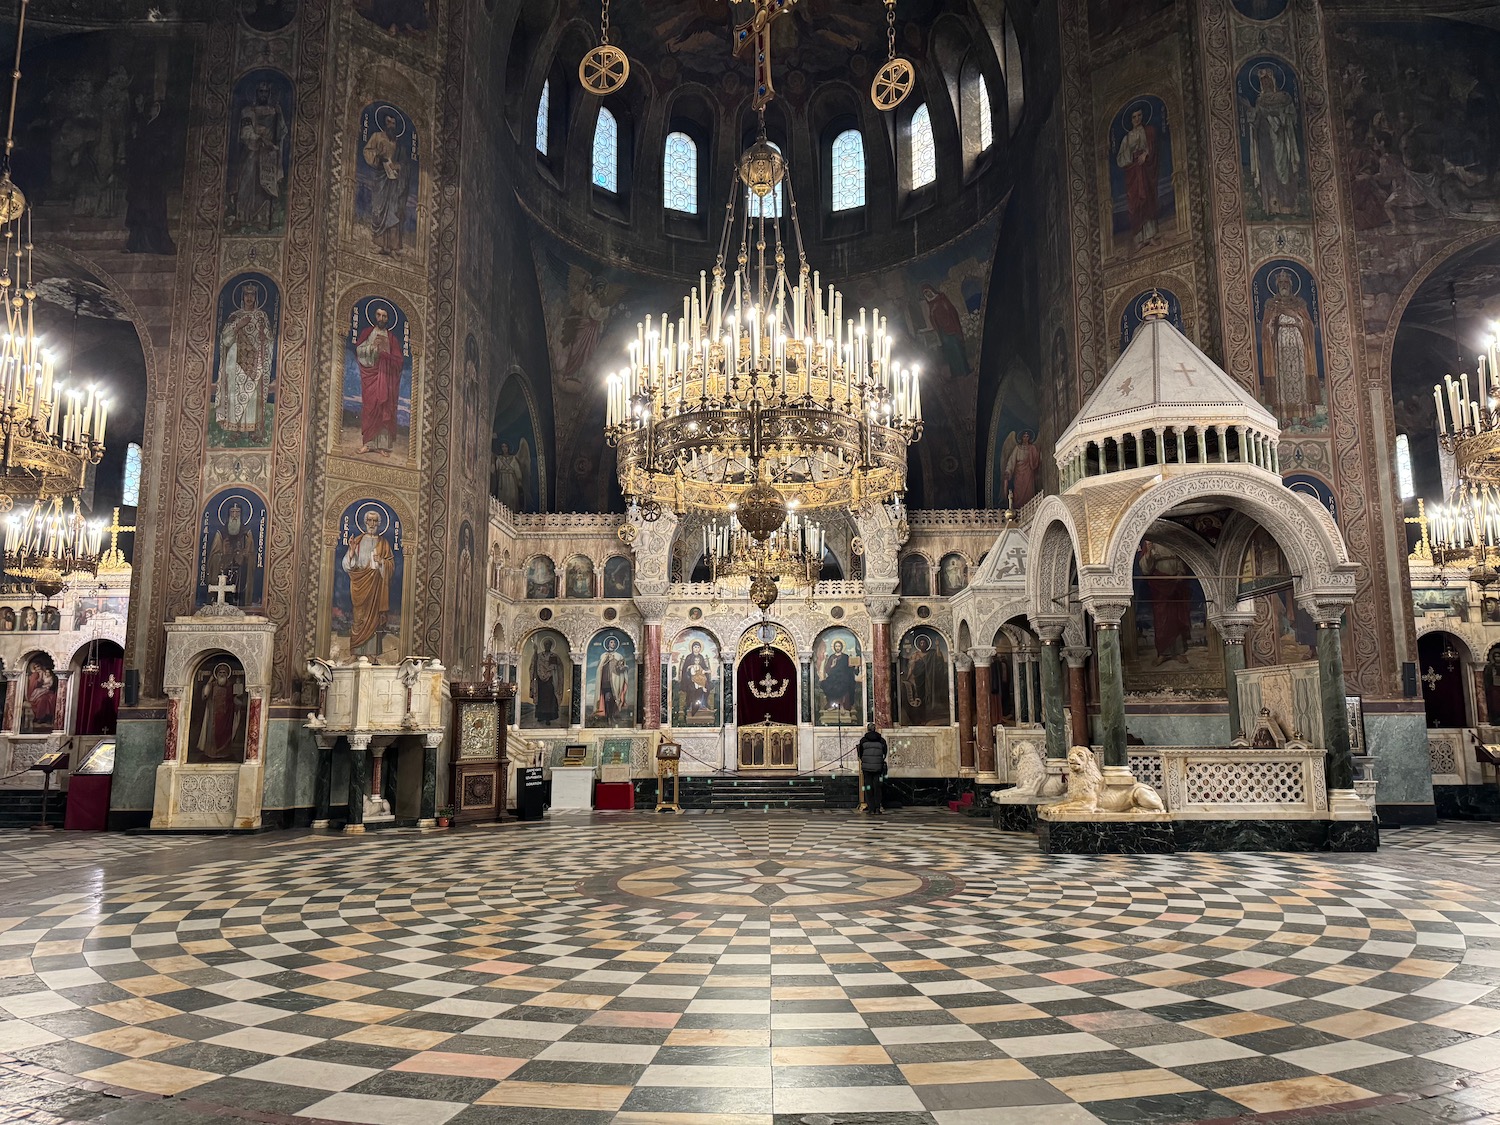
[
  {"left": 735, "top": 627, "right": 798, "bottom": 770},
  {"left": 73, "top": 641, "right": 126, "bottom": 737},
  {"left": 1418, "top": 631, "right": 1470, "bottom": 729}
]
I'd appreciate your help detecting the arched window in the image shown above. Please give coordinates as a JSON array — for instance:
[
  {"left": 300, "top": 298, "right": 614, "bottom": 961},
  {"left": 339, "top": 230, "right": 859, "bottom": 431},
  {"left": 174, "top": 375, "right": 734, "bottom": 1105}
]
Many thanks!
[
  {"left": 1395, "top": 434, "right": 1415, "bottom": 500},
  {"left": 747, "top": 141, "right": 783, "bottom": 219},
  {"left": 535, "top": 79, "right": 550, "bottom": 155},
  {"left": 592, "top": 107, "right": 619, "bottom": 192},
  {"left": 976, "top": 74, "right": 993, "bottom": 152},
  {"left": 830, "top": 128, "right": 865, "bottom": 212},
  {"left": 909, "top": 104, "right": 936, "bottom": 188},
  {"left": 122, "top": 443, "right": 142, "bottom": 507},
  {"left": 663, "top": 131, "right": 697, "bottom": 214}
]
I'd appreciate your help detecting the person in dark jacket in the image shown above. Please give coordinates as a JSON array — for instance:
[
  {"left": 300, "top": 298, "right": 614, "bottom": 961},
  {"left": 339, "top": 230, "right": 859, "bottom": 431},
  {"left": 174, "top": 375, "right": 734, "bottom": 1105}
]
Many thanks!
[{"left": 857, "top": 723, "right": 889, "bottom": 814}]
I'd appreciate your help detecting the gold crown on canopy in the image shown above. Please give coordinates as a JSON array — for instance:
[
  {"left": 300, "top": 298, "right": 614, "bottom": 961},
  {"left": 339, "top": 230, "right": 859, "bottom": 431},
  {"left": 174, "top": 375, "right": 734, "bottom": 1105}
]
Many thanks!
[{"left": 1140, "top": 290, "right": 1170, "bottom": 322}]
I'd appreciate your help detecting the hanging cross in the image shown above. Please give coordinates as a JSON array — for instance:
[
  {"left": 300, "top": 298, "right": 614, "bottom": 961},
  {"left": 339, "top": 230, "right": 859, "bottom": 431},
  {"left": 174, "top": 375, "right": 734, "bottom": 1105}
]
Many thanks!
[
  {"left": 1421, "top": 665, "right": 1443, "bottom": 691},
  {"left": 734, "top": 0, "right": 800, "bottom": 109},
  {"left": 99, "top": 507, "right": 136, "bottom": 572},
  {"left": 208, "top": 573, "right": 236, "bottom": 606},
  {"left": 1173, "top": 362, "right": 1197, "bottom": 387},
  {"left": 101, "top": 673, "right": 123, "bottom": 699}
]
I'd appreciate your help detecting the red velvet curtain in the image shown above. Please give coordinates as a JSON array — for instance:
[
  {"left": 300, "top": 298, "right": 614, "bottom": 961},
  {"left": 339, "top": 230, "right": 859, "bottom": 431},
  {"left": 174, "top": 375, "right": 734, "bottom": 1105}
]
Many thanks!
[
  {"left": 75, "top": 648, "right": 125, "bottom": 736},
  {"left": 736, "top": 649, "right": 798, "bottom": 726}
]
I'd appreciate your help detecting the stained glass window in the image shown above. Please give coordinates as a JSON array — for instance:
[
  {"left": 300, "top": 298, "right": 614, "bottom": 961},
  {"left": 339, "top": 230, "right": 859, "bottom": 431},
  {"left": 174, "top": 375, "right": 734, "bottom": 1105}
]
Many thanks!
[
  {"left": 909, "top": 104, "right": 936, "bottom": 188},
  {"left": 830, "top": 129, "right": 865, "bottom": 212},
  {"left": 747, "top": 141, "right": 783, "bottom": 219},
  {"left": 592, "top": 107, "right": 618, "bottom": 192},
  {"left": 1395, "top": 434, "right": 1415, "bottom": 500},
  {"left": 123, "top": 443, "right": 142, "bottom": 507},
  {"left": 977, "top": 75, "right": 993, "bottom": 151},
  {"left": 535, "top": 79, "right": 550, "bottom": 155},
  {"left": 663, "top": 131, "right": 697, "bottom": 214}
]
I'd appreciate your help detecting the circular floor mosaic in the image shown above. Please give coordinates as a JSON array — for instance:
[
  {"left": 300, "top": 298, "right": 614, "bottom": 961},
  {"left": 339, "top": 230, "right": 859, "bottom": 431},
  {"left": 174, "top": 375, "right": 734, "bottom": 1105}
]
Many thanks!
[
  {"left": 0, "top": 814, "right": 1498, "bottom": 1125},
  {"left": 592, "top": 856, "right": 949, "bottom": 908}
]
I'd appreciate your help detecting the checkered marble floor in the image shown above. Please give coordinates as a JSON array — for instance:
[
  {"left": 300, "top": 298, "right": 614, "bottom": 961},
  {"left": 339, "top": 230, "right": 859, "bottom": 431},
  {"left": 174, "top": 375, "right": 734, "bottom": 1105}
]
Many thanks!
[
  {"left": 0, "top": 830, "right": 203, "bottom": 888},
  {"left": 3, "top": 814, "right": 1500, "bottom": 1124},
  {"left": 1381, "top": 820, "right": 1500, "bottom": 866}
]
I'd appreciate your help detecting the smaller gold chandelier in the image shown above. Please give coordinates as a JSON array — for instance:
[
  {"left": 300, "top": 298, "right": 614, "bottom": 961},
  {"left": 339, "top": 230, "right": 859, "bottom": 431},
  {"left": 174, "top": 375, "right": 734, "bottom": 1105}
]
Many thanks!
[
  {"left": 4, "top": 496, "right": 104, "bottom": 598},
  {"left": 1434, "top": 338, "right": 1500, "bottom": 487}
]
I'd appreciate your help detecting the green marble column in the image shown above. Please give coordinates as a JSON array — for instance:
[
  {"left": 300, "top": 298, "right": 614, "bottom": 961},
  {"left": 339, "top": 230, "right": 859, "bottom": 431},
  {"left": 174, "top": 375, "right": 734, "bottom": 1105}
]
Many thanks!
[
  {"left": 1039, "top": 638, "right": 1067, "bottom": 761},
  {"left": 1223, "top": 641, "right": 1247, "bottom": 741},
  {"left": 346, "top": 739, "right": 368, "bottom": 828},
  {"left": 1318, "top": 621, "right": 1355, "bottom": 790},
  {"left": 313, "top": 742, "right": 333, "bottom": 826},
  {"left": 421, "top": 734, "right": 438, "bottom": 821},
  {"left": 1096, "top": 622, "right": 1127, "bottom": 769}
]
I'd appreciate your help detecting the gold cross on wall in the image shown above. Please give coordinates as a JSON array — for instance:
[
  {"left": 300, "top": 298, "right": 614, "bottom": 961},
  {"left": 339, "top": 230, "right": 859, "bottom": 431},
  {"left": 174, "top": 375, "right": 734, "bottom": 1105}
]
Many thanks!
[{"left": 734, "top": 0, "right": 799, "bottom": 109}]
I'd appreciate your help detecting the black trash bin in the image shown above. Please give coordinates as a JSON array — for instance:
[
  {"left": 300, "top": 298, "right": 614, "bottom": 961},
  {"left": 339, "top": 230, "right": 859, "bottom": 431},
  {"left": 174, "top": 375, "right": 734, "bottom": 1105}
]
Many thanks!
[{"left": 515, "top": 767, "right": 546, "bottom": 820}]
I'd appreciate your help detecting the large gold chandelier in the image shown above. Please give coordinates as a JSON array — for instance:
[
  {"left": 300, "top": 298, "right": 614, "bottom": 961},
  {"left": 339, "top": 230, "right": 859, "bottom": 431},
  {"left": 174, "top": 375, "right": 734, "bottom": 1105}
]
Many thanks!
[
  {"left": 603, "top": 31, "right": 921, "bottom": 530},
  {"left": 1430, "top": 339, "right": 1500, "bottom": 571},
  {"left": 0, "top": 0, "right": 108, "bottom": 593}
]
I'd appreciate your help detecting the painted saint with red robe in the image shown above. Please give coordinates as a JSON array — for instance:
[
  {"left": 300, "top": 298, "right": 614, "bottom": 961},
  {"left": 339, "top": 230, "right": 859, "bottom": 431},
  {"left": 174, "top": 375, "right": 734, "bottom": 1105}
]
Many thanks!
[
  {"left": 194, "top": 662, "right": 246, "bottom": 761},
  {"left": 355, "top": 304, "right": 404, "bottom": 456}
]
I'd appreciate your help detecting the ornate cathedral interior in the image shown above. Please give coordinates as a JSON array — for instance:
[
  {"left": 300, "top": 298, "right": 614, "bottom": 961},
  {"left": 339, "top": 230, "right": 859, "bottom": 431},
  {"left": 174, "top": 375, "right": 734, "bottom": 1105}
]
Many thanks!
[{"left": 4, "top": 0, "right": 1500, "bottom": 1122}]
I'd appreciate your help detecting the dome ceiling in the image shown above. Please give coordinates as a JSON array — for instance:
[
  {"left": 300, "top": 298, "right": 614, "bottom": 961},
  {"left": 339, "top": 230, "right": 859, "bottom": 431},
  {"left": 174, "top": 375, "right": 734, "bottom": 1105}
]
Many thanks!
[{"left": 587, "top": 0, "right": 970, "bottom": 106}]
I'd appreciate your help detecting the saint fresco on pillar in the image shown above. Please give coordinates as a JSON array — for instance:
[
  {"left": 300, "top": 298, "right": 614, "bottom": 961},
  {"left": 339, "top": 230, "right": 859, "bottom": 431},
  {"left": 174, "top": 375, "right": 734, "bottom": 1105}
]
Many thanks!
[
  {"left": 519, "top": 628, "right": 571, "bottom": 729},
  {"left": 196, "top": 488, "right": 268, "bottom": 610},
  {"left": 670, "top": 627, "right": 720, "bottom": 728},
  {"left": 898, "top": 626, "right": 950, "bottom": 727},
  {"left": 586, "top": 628, "right": 636, "bottom": 729},
  {"left": 341, "top": 295, "right": 415, "bottom": 463},
  {"left": 331, "top": 499, "right": 405, "bottom": 663},
  {"left": 812, "top": 627, "right": 864, "bottom": 727},
  {"left": 186, "top": 653, "right": 248, "bottom": 764}
]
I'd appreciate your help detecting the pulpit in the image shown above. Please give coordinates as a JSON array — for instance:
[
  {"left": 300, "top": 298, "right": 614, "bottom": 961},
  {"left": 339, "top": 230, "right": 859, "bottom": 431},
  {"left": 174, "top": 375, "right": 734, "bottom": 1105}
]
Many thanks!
[{"left": 305, "top": 656, "right": 449, "bottom": 831}]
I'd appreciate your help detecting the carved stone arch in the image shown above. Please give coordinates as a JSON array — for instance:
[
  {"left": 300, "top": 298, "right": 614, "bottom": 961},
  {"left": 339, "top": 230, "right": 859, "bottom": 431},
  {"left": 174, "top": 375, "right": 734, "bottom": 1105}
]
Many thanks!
[
  {"left": 1027, "top": 496, "right": 1084, "bottom": 621},
  {"left": 1099, "top": 472, "right": 1353, "bottom": 602},
  {"left": 1412, "top": 618, "right": 1482, "bottom": 665}
]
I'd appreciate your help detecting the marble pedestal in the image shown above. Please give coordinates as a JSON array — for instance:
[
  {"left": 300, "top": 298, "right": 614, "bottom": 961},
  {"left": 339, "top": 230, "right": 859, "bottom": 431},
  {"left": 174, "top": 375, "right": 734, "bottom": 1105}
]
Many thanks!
[
  {"left": 551, "top": 766, "right": 595, "bottom": 810},
  {"left": 151, "top": 761, "right": 263, "bottom": 831},
  {"left": 363, "top": 793, "right": 395, "bottom": 828}
]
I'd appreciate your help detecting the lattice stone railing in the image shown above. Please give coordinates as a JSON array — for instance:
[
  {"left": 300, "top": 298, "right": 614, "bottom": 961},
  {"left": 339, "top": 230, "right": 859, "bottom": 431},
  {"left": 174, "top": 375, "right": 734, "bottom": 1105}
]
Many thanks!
[{"left": 1098, "top": 746, "right": 1329, "bottom": 818}]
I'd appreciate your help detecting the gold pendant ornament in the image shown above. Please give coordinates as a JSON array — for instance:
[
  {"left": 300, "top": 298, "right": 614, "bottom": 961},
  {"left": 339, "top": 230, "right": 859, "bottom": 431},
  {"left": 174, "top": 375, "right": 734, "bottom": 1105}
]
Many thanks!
[
  {"left": 872, "top": 0, "right": 913, "bottom": 111},
  {"left": 579, "top": 44, "right": 629, "bottom": 95},
  {"left": 871, "top": 58, "right": 914, "bottom": 111}
]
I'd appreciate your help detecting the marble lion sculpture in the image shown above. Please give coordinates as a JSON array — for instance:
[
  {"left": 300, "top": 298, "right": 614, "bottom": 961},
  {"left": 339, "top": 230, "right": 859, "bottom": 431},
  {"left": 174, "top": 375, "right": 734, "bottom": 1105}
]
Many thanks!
[
  {"left": 1009, "top": 741, "right": 1049, "bottom": 797},
  {"left": 1048, "top": 745, "right": 1165, "bottom": 815}
]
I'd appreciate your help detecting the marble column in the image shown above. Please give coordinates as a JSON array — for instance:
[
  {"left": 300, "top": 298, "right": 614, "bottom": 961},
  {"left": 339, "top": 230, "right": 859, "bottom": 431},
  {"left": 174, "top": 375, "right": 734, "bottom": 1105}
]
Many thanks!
[
  {"left": 420, "top": 732, "right": 439, "bottom": 825},
  {"left": 866, "top": 596, "right": 899, "bottom": 728},
  {"left": 571, "top": 660, "right": 584, "bottom": 728},
  {"left": 312, "top": 737, "right": 334, "bottom": 828},
  {"left": 1477, "top": 667, "right": 1490, "bottom": 725},
  {"left": 1010, "top": 650, "right": 1026, "bottom": 723},
  {"left": 1210, "top": 614, "right": 1255, "bottom": 742},
  {"left": 971, "top": 647, "right": 996, "bottom": 777},
  {"left": 1089, "top": 601, "right": 1131, "bottom": 769},
  {"left": 636, "top": 598, "right": 669, "bottom": 730},
  {"left": 955, "top": 652, "right": 975, "bottom": 773},
  {"left": 642, "top": 623, "right": 663, "bottom": 729},
  {"left": 1034, "top": 625, "right": 1067, "bottom": 761},
  {"left": 1314, "top": 614, "right": 1355, "bottom": 790},
  {"left": 1021, "top": 648, "right": 1039, "bottom": 724},
  {"left": 1061, "top": 646, "right": 1091, "bottom": 749},
  {"left": 345, "top": 734, "right": 370, "bottom": 833}
]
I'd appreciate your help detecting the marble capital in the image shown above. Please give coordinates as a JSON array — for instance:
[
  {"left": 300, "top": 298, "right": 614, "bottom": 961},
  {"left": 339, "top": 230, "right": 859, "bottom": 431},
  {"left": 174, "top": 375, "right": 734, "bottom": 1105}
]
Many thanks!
[
  {"left": 968, "top": 646, "right": 995, "bottom": 667},
  {"left": 1209, "top": 612, "right": 1257, "bottom": 645},
  {"left": 864, "top": 595, "right": 901, "bottom": 623},
  {"left": 954, "top": 652, "right": 974, "bottom": 673},
  {"left": 1297, "top": 597, "right": 1351, "bottom": 627},
  {"left": 1060, "top": 646, "right": 1091, "bottom": 668},
  {"left": 1081, "top": 596, "right": 1132, "bottom": 626}
]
